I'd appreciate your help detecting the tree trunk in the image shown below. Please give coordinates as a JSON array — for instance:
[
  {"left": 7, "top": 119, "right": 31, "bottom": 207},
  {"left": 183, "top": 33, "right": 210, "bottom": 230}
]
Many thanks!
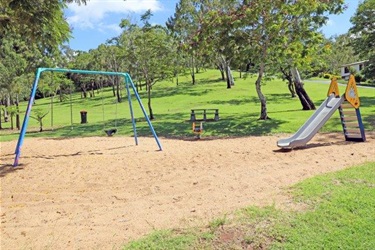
[
  {"left": 218, "top": 63, "right": 225, "bottom": 80},
  {"left": 288, "top": 80, "right": 296, "bottom": 98},
  {"left": 10, "top": 111, "right": 14, "bottom": 129},
  {"left": 227, "top": 65, "right": 235, "bottom": 86},
  {"left": 59, "top": 85, "right": 63, "bottom": 102},
  {"left": 51, "top": 95, "right": 54, "bottom": 129},
  {"left": 116, "top": 76, "right": 121, "bottom": 103},
  {"left": 226, "top": 64, "right": 232, "bottom": 89},
  {"left": 109, "top": 76, "right": 115, "bottom": 96},
  {"left": 191, "top": 71, "right": 196, "bottom": 85},
  {"left": 291, "top": 68, "right": 316, "bottom": 110},
  {"left": 190, "top": 53, "right": 195, "bottom": 85},
  {"left": 147, "top": 81, "right": 154, "bottom": 120},
  {"left": 219, "top": 55, "right": 234, "bottom": 88},
  {"left": 81, "top": 82, "right": 87, "bottom": 98},
  {"left": 280, "top": 67, "right": 296, "bottom": 97},
  {"left": 0, "top": 106, "right": 2, "bottom": 129},
  {"left": 255, "top": 63, "right": 269, "bottom": 120},
  {"left": 39, "top": 119, "right": 43, "bottom": 132},
  {"left": 16, "top": 95, "right": 20, "bottom": 130},
  {"left": 16, "top": 114, "right": 20, "bottom": 130},
  {"left": 4, "top": 95, "right": 10, "bottom": 122}
]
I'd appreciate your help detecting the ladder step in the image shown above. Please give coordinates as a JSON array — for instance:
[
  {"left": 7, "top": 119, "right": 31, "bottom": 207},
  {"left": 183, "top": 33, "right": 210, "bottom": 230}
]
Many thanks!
[
  {"left": 342, "top": 121, "right": 359, "bottom": 126},
  {"left": 341, "top": 116, "right": 358, "bottom": 121},
  {"left": 341, "top": 104, "right": 354, "bottom": 108},
  {"left": 345, "top": 129, "right": 361, "bottom": 134},
  {"left": 341, "top": 110, "right": 357, "bottom": 115},
  {"left": 345, "top": 134, "right": 362, "bottom": 139},
  {"left": 346, "top": 136, "right": 366, "bottom": 142}
]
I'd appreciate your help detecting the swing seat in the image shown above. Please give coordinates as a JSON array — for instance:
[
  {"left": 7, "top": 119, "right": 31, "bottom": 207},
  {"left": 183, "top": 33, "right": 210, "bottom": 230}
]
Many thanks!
[{"left": 104, "top": 128, "right": 117, "bottom": 136}]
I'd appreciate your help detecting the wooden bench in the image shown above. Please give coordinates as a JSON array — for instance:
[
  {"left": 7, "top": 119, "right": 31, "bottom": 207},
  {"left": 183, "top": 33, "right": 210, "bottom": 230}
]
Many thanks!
[{"left": 190, "top": 109, "right": 219, "bottom": 122}]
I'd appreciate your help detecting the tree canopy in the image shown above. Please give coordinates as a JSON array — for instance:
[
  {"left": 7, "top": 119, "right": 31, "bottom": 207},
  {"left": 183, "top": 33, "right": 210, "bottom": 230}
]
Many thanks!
[
  {"left": 2, "top": 0, "right": 373, "bottom": 128},
  {"left": 349, "top": 0, "right": 375, "bottom": 80},
  {"left": 1, "top": 0, "right": 88, "bottom": 50}
]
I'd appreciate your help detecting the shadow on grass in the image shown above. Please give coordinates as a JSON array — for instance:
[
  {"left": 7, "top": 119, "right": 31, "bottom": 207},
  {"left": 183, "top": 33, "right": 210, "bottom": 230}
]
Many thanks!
[
  {"left": 18, "top": 105, "right": 289, "bottom": 141},
  {"left": 145, "top": 85, "right": 214, "bottom": 99},
  {"left": 134, "top": 113, "right": 286, "bottom": 138},
  {"left": 208, "top": 93, "right": 302, "bottom": 107},
  {"left": 24, "top": 122, "right": 109, "bottom": 138}
]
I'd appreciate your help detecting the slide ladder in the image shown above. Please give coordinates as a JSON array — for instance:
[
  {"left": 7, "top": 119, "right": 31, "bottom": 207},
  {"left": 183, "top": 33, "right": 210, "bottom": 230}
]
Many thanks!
[
  {"left": 339, "top": 102, "right": 366, "bottom": 142},
  {"left": 338, "top": 74, "right": 366, "bottom": 142}
]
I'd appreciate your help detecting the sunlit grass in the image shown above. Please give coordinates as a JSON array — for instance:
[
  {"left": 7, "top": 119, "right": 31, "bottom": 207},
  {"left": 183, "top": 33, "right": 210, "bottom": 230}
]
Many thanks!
[
  {"left": 1, "top": 70, "right": 374, "bottom": 141},
  {"left": 121, "top": 162, "right": 375, "bottom": 249}
]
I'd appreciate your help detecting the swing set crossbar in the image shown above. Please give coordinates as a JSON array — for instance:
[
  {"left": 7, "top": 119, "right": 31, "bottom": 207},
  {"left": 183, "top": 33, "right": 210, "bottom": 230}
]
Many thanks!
[{"left": 13, "top": 67, "right": 163, "bottom": 167}]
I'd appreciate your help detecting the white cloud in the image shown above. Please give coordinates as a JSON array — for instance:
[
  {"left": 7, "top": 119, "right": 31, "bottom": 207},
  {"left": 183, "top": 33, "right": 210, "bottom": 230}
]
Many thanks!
[
  {"left": 66, "top": 0, "right": 162, "bottom": 30},
  {"left": 326, "top": 19, "right": 334, "bottom": 27}
]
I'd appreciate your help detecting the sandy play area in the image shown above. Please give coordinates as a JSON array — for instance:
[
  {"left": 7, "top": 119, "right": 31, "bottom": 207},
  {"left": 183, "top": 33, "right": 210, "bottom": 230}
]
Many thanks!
[{"left": 1, "top": 132, "right": 374, "bottom": 249}]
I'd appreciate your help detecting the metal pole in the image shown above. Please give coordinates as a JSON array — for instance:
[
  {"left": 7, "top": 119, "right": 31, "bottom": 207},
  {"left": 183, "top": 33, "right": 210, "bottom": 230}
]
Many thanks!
[
  {"left": 70, "top": 85, "right": 73, "bottom": 130},
  {"left": 124, "top": 75, "right": 138, "bottom": 145},
  {"left": 13, "top": 68, "right": 43, "bottom": 166},
  {"left": 126, "top": 74, "right": 163, "bottom": 151}
]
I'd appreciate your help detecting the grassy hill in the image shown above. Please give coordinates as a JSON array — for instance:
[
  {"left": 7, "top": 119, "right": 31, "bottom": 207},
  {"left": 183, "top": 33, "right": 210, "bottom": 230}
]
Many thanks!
[{"left": 1, "top": 69, "right": 374, "bottom": 141}]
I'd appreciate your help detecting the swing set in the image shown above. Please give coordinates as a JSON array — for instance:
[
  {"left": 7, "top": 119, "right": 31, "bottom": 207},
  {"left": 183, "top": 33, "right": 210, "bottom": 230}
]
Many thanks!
[{"left": 13, "top": 68, "right": 163, "bottom": 167}]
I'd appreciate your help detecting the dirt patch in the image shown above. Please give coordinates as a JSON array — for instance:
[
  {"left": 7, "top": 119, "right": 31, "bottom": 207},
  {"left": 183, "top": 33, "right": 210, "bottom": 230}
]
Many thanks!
[{"left": 1, "top": 132, "right": 374, "bottom": 249}]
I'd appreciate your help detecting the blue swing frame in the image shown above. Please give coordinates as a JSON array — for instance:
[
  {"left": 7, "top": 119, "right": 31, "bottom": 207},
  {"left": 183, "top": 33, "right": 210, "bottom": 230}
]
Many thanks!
[{"left": 13, "top": 67, "right": 163, "bottom": 167}]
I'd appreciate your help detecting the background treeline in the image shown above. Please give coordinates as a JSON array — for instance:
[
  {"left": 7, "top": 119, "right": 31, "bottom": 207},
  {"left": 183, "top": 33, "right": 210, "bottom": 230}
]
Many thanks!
[{"left": 0, "top": 0, "right": 374, "bottom": 128}]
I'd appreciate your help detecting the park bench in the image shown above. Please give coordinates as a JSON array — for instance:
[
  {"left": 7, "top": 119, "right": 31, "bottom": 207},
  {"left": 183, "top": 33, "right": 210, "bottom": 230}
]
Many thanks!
[{"left": 190, "top": 109, "right": 219, "bottom": 122}]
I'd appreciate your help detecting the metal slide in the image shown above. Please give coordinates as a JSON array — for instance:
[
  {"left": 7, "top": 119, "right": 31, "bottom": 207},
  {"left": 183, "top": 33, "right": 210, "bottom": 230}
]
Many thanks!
[{"left": 277, "top": 94, "right": 345, "bottom": 149}]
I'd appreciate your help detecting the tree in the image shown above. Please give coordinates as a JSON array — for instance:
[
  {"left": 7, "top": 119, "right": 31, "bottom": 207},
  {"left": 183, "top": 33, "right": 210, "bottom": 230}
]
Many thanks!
[
  {"left": 318, "top": 34, "right": 359, "bottom": 75},
  {"left": 349, "top": 0, "right": 375, "bottom": 80},
  {"left": 1, "top": 0, "right": 87, "bottom": 48},
  {"left": 196, "top": 0, "right": 241, "bottom": 88},
  {"left": 232, "top": 0, "right": 345, "bottom": 118},
  {"left": 167, "top": 0, "right": 209, "bottom": 85},
  {"left": 69, "top": 51, "right": 95, "bottom": 98},
  {"left": 279, "top": 67, "right": 296, "bottom": 98},
  {"left": 0, "top": 35, "right": 29, "bottom": 123},
  {"left": 30, "top": 109, "right": 49, "bottom": 132},
  {"left": 0, "top": 0, "right": 89, "bottom": 120},
  {"left": 119, "top": 14, "right": 175, "bottom": 119}
]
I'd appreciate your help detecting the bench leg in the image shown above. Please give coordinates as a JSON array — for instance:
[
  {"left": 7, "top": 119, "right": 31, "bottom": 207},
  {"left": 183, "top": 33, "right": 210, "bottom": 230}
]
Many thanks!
[
  {"left": 214, "top": 110, "right": 219, "bottom": 121},
  {"left": 190, "top": 112, "right": 196, "bottom": 121},
  {"left": 203, "top": 110, "right": 207, "bottom": 121}
]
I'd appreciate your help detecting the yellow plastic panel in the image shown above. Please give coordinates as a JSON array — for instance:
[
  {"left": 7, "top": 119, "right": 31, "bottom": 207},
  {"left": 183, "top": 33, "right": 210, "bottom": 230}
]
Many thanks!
[
  {"left": 345, "top": 75, "right": 360, "bottom": 108},
  {"left": 327, "top": 77, "right": 340, "bottom": 97}
]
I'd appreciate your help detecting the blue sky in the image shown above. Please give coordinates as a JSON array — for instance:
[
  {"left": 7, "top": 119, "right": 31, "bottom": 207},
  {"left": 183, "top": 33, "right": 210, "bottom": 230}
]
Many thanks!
[{"left": 64, "top": 0, "right": 360, "bottom": 51}]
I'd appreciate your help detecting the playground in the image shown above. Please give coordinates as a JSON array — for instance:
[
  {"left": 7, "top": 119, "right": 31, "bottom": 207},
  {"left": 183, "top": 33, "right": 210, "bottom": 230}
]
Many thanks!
[
  {"left": 1, "top": 132, "right": 374, "bottom": 249},
  {"left": 2, "top": 1, "right": 374, "bottom": 248}
]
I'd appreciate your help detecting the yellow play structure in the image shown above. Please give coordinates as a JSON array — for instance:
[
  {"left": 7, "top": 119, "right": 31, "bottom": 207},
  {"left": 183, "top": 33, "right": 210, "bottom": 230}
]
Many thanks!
[{"left": 277, "top": 74, "right": 366, "bottom": 148}]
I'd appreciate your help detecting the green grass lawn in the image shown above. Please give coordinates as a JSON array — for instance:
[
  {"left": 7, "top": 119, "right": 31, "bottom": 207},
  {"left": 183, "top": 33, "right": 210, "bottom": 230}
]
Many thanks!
[
  {"left": 122, "top": 161, "right": 375, "bottom": 249},
  {"left": 1, "top": 69, "right": 374, "bottom": 142}
]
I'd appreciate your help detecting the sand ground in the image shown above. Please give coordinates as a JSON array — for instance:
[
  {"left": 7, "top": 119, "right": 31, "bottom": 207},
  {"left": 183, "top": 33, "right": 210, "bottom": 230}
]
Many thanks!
[{"left": 1, "top": 132, "right": 374, "bottom": 249}]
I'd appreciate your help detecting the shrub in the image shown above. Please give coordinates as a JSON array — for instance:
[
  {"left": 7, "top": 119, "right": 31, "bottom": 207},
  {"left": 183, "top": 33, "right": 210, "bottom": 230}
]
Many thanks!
[{"left": 354, "top": 73, "right": 365, "bottom": 83}]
